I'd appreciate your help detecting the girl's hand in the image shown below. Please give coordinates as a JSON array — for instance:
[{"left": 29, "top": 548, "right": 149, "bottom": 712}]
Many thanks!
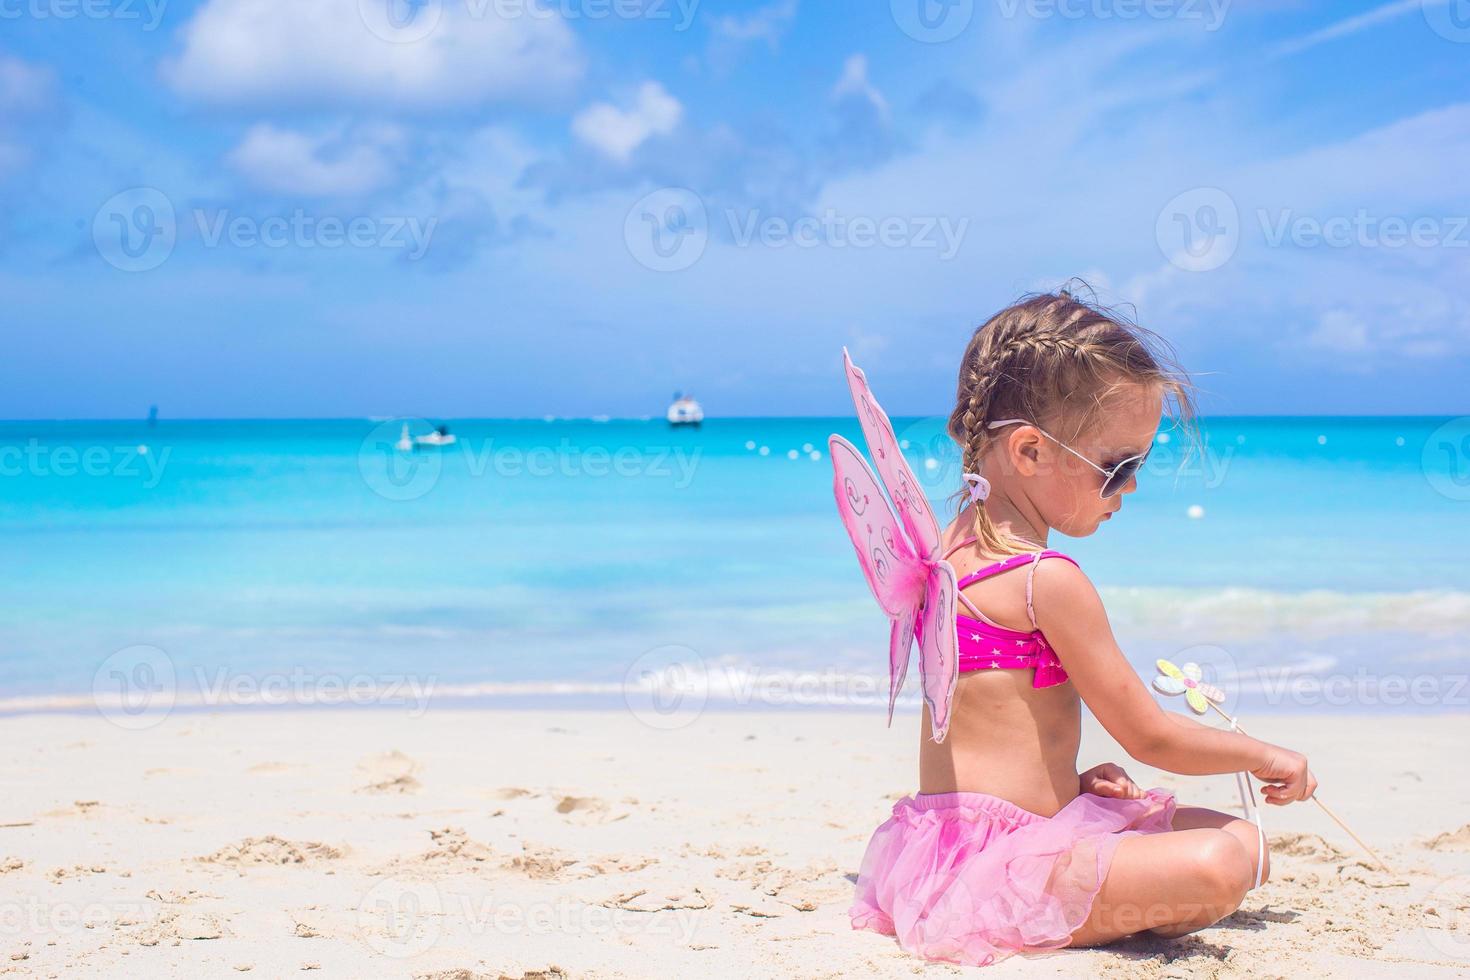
[
  {"left": 1251, "top": 745, "right": 1317, "bottom": 805},
  {"left": 1081, "top": 762, "right": 1145, "bottom": 800}
]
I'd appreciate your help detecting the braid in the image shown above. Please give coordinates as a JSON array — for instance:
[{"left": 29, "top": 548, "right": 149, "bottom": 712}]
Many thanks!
[{"left": 944, "top": 284, "right": 1199, "bottom": 556}]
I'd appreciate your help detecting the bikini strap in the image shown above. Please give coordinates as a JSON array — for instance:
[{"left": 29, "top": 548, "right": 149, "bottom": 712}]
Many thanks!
[
  {"left": 955, "top": 549, "right": 1074, "bottom": 591},
  {"left": 1026, "top": 551, "right": 1080, "bottom": 630}
]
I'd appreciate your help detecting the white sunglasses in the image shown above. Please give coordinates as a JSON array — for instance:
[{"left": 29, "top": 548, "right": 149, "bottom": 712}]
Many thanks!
[{"left": 987, "top": 418, "right": 1150, "bottom": 499}]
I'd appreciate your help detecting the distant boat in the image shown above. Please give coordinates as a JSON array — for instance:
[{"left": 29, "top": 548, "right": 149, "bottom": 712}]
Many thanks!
[
  {"left": 397, "top": 422, "right": 457, "bottom": 450},
  {"left": 415, "top": 424, "right": 457, "bottom": 447},
  {"left": 667, "top": 392, "right": 703, "bottom": 427}
]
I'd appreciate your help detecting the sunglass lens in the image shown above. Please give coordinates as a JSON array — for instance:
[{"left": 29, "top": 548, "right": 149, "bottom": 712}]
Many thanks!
[{"left": 1102, "top": 456, "right": 1145, "bottom": 498}]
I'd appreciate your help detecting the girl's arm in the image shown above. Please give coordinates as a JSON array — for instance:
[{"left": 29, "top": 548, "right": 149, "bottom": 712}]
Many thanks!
[{"left": 1032, "top": 560, "right": 1313, "bottom": 802}]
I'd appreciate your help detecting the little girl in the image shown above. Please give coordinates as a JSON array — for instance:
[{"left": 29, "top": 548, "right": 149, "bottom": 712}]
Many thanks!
[{"left": 846, "top": 287, "right": 1318, "bottom": 967}]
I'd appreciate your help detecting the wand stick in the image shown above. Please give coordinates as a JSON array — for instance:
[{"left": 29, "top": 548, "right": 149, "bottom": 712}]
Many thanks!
[{"left": 1206, "top": 701, "right": 1396, "bottom": 877}]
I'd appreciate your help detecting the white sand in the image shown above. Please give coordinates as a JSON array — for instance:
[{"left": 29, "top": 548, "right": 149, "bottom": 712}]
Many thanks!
[{"left": 1, "top": 707, "right": 1468, "bottom": 978}]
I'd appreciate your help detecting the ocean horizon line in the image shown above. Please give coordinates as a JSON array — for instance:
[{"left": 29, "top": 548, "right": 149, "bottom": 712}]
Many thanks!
[{"left": 0, "top": 413, "right": 1462, "bottom": 425}]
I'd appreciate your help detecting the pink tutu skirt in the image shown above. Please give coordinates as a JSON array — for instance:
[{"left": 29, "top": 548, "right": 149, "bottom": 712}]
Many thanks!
[{"left": 849, "top": 787, "right": 1177, "bottom": 967}]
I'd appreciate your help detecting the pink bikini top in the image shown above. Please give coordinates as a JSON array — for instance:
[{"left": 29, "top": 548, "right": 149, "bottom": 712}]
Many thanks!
[{"left": 915, "top": 541, "right": 1079, "bottom": 689}]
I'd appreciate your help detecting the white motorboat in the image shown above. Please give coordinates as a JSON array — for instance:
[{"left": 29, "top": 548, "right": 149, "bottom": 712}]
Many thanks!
[
  {"left": 667, "top": 394, "right": 703, "bottom": 426},
  {"left": 397, "top": 422, "right": 457, "bottom": 449},
  {"left": 414, "top": 424, "right": 457, "bottom": 447}
]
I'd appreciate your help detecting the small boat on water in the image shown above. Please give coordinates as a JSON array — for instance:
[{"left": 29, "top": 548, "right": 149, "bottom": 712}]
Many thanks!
[
  {"left": 415, "top": 424, "right": 457, "bottom": 447},
  {"left": 667, "top": 393, "right": 703, "bottom": 427},
  {"left": 396, "top": 422, "right": 457, "bottom": 450}
]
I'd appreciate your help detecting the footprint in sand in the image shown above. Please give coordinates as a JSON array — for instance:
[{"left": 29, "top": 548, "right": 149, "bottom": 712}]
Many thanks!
[
  {"left": 580, "top": 854, "right": 657, "bottom": 877},
  {"left": 420, "top": 827, "right": 494, "bottom": 869},
  {"left": 506, "top": 842, "right": 577, "bottom": 880},
  {"left": 554, "top": 795, "right": 627, "bottom": 824},
  {"left": 0, "top": 857, "right": 21, "bottom": 874},
  {"left": 1270, "top": 832, "right": 1349, "bottom": 862},
  {"left": 145, "top": 888, "right": 206, "bottom": 904},
  {"left": 133, "top": 910, "right": 227, "bottom": 945},
  {"left": 415, "top": 971, "right": 567, "bottom": 980},
  {"left": 246, "top": 761, "right": 301, "bottom": 774},
  {"left": 1423, "top": 824, "right": 1470, "bottom": 852},
  {"left": 48, "top": 864, "right": 109, "bottom": 882},
  {"left": 40, "top": 800, "right": 104, "bottom": 819},
  {"left": 355, "top": 751, "right": 421, "bottom": 794},
  {"left": 714, "top": 858, "right": 845, "bottom": 912},
  {"left": 196, "top": 836, "right": 346, "bottom": 869},
  {"left": 601, "top": 887, "right": 710, "bottom": 913}
]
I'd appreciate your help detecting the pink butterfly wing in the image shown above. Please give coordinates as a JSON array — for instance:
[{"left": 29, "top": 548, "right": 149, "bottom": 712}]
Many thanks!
[
  {"left": 918, "top": 561, "right": 960, "bottom": 743},
  {"left": 828, "top": 435, "right": 929, "bottom": 617},
  {"left": 830, "top": 434, "right": 930, "bottom": 726},
  {"left": 841, "top": 349, "right": 942, "bottom": 561},
  {"left": 889, "top": 606, "right": 916, "bottom": 727}
]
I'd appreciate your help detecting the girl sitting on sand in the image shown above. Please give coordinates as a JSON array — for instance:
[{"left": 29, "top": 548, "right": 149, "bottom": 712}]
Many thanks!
[{"left": 846, "top": 286, "right": 1318, "bottom": 966}]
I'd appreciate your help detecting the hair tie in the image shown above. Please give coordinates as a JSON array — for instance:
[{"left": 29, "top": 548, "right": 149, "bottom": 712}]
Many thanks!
[{"left": 962, "top": 472, "right": 990, "bottom": 504}]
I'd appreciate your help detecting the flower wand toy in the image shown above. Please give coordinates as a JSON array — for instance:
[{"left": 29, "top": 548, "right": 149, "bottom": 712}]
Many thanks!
[{"left": 1151, "top": 659, "right": 1396, "bottom": 879}]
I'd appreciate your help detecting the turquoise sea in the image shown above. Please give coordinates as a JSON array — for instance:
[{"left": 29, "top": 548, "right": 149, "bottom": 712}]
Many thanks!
[{"left": 2, "top": 416, "right": 1469, "bottom": 717}]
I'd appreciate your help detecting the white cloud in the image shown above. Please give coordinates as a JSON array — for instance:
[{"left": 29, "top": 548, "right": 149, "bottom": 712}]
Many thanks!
[
  {"left": 1300, "top": 310, "right": 1371, "bottom": 354},
  {"left": 571, "top": 82, "right": 682, "bottom": 163},
  {"left": 225, "top": 123, "right": 405, "bottom": 196},
  {"left": 711, "top": 0, "right": 798, "bottom": 47},
  {"left": 1271, "top": 0, "right": 1425, "bottom": 58},
  {"left": 162, "top": 0, "right": 583, "bottom": 110},
  {"left": 832, "top": 54, "right": 888, "bottom": 118},
  {"left": 0, "top": 55, "right": 58, "bottom": 179},
  {"left": 0, "top": 54, "right": 56, "bottom": 118}
]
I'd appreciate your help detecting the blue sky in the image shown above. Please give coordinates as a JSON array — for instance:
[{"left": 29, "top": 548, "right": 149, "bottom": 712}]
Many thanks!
[{"left": 2, "top": 0, "right": 1468, "bottom": 418}]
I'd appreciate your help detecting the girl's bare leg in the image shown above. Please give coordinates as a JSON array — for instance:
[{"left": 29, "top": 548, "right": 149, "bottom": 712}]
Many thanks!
[
  {"left": 1066, "top": 827, "right": 1255, "bottom": 946},
  {"left": 1171, "top": 804, "right": 1270, "bottom": 889}
]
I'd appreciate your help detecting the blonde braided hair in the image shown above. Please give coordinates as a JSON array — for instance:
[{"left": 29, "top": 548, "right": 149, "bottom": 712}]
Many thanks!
[{"left": 946, "top": 282, "right": 1200, "bottom": 556}]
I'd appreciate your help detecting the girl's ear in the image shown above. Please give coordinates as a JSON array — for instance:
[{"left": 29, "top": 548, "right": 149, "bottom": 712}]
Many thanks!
[{"left": 1003, "top": 429, "right": 1042, "bottom": 476}]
